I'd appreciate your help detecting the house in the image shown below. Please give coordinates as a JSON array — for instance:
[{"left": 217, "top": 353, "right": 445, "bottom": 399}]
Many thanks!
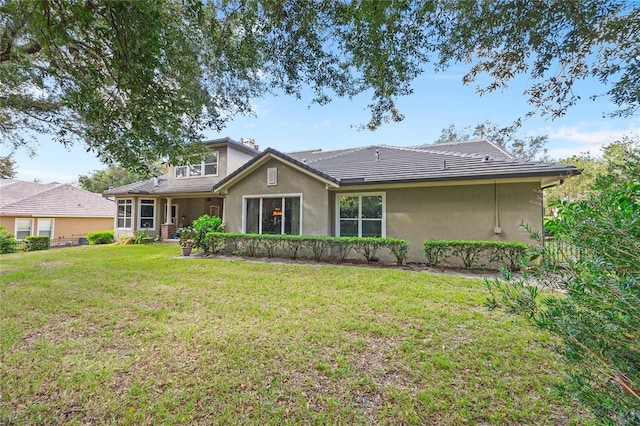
[
  {"left": 211, "top": 140, "right": 579, "bottom": 262},
  {"left": 0, "top": 179, "right": 115, "bottom": 244},
  {"left": 103, "top": 137, "right": 260, "bottom": 240}
]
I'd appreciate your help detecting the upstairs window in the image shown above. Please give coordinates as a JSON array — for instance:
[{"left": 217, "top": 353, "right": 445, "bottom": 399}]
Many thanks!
[{"left": 175, "top": 151, "right": 218, "bottom": 179}]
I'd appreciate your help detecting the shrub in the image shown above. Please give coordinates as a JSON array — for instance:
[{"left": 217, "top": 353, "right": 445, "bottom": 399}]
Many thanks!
[
  {"left": 386, "top": 238, "right": 409, "bottom": 266},
  {"left": 87, "top": 230, "right": 114, "bottom": 245},
  {"left": 24, "top": 236, "right": 50, "bottom": 251},
  {"left": 0, "top": 226, "right": 18, "bottom": 254},
  {"left": 260, "top": 234, "right": 282, "bottom": 258},
  {"left": 486, "top": 143, "right": 640, "bottom": 424},
  {"left": 332, "top": 237, "right": 357, "bottom": 261},
  {"left": 302, "top": 236, "right": 332, "bottom": 261},
  {"left": 353, "top": 237, "right": 384, "bottom": 262},
  {"left": 281, "top": 235, "right": 306, "bottom": 259},
  {"left": 423, "top": 240, "right": 529, "bottom": 271},
  {"left": 192, "top": 215, "right": 224, "bottom": 252},
  {"left": 423, "top": 240, "right": 451, "bottom": 266}
]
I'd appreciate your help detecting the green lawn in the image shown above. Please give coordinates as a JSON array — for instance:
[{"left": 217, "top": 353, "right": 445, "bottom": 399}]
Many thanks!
[{"left": 1, "top": 244, "right": 590, "bottom": 425}]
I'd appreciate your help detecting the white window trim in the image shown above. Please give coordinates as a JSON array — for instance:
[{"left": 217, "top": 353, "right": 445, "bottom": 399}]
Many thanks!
[
  {"left": 116, "top": 198, "right": 134, "bottom": 230},
  {"left": 174, "top": 151, "right": 219, "bottom": 179},
  {"left": 335, "top": 192, "right": 386, "bottom": 237},
  {"left": 37, "top": 218, "right": 55, "bottom": 238},
  {"left": 138, "top": 198, "right": 156, "bottom": 231},
  {"left": 15, "top": 218, "right": 34, "bottom": 241},
  {"left": 242, "top": 193, "right": 303, "bottom": 235}
]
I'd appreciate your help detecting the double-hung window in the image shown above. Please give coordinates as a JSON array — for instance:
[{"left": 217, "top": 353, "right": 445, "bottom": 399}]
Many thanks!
[
  {"left": 117, "top": 199, "right": 133, "bottom": 229},
  {"left": 244, "top": 195, "right": 302, "bottom": 235},
  {"left": 139, "top": 199, "right": 155, "bottom": 230},
  {"left": 175, "top": 151, "right": 219, "bottom": 179},
  {"left": 37, "top": 218, "right": 54, "bottom": 238},
  {"left": 337, "top": 193, "right": 385, "bottom": 237},
  {"left": 15, "top": 218, "right": 33, "bottom": 240}
]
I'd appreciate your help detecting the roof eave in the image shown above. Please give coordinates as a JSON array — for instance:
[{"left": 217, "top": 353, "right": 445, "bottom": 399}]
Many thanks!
[{"left": 336, "top": 168, "right": 580, "bottom": 187}]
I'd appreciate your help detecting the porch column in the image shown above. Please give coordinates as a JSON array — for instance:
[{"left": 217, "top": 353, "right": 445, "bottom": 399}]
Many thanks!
[
  {"left": 161, "top": 197, "right": 176, "bottom": 241},
  {"left": 165, "top": 197, "right": 173, "bottom": 224}
]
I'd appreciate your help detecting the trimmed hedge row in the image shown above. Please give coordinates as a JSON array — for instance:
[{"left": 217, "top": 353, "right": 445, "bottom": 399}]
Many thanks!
[
  {"left": 205, "top": 233, "right": 409, "bottom": 266},
  {"left": 423, "top": 239, "right": 530, "bottom": 271}
]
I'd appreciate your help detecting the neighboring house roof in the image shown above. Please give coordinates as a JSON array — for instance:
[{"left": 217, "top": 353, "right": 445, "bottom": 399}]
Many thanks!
[
  {"left": 0, "top": 179, "right": 115, "bottom": 217},
  {"left": 214, "top": 139, "right": 579, "bottom": 192}
]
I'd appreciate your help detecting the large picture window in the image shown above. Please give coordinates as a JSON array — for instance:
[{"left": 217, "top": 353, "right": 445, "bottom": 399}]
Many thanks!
[
  {"left": 139, "top": 199, "right": 155, "bottom": 230},
  {"left": 117, "top": 199, "right": 133, "bottom": 229},
  {"left": 337, "top": 193, "right": 385, "bottom": 237},
  {"left": 37, "top": 218, "right": 54, "bottom": 238},
  {"left": 15, "top": 218, "right": 33, "bottom": 240},
  {"left": 175, "top": 151, "right": 219, "bottom": 179},
  {"left": 244, "top": 195, "right": 301, "bottom": 235}
]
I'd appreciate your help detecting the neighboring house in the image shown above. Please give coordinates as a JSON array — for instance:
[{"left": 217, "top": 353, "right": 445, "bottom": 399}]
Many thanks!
[
  {"left": 0, "top": 179, "right": 115, "bottom": 243},
  {"left": 212, "top": 140, "right": 580, "bottom": 262},
  {"left": 103, "top": 137, "right": 260, "bottom": 240}
]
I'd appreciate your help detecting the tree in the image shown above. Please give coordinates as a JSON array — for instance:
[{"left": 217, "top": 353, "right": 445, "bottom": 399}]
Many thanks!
[
  {"left": 78, "top": 165, "right": 158, "bottom": 193},
  {"left": 434, "top": 120, "right": 548, "bottom": 160},
  {"left": 486, "top": 139, "right": 640, "bottom": 423},
  {"left": 545, "top": 137, "right": 640, "bottom": 206},
  {"left": 0, "top": 153, "right": 17, "bottom": 178},
  {"left": 1, "top": 1, "right": 638, "bottom": 171}
]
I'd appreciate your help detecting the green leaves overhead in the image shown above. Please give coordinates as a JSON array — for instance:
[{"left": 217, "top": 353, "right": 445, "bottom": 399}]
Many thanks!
[{"left": 1, "top": 1, "right": 638, "bottom": 172}]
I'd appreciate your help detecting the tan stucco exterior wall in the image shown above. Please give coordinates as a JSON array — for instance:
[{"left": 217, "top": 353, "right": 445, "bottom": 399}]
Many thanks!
[
  {"left": 223, "top": 158, "right": 331, "bottom": 236},
  {"left": 380, "top": 181, "right": 543, "bottom": 261},
  {"left": 221, "top": 162, "right": 544, "bottom": 263},
  {"left": 0, "top": 216, "right": 113, "bottom": 239}
]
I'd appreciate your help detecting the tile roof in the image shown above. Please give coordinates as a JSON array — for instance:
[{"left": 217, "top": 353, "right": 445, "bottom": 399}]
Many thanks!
[
  {"left": 102, "top": 175, "right": 218, "bottom": 196},
  {"left": 0, "top": 179, "right": 115, "bottom": 217},
  {"left": 415, "top": 139, "right": 513, "bottom": 158},
  {"left": 213, "top": 141, "right": 578, "bottom": 192}
]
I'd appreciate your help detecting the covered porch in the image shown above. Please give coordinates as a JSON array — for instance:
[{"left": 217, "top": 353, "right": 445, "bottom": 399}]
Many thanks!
[{"left": 159, "top": 195, "right": 224, "bottom": 241}]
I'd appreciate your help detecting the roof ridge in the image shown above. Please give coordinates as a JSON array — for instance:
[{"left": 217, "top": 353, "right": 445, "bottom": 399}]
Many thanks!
[
  {"left": 305, "top": 145, "right": 374, "bottom": 164},
  {"left": 425, "top": 139, "right": 513, "bottom": 158},
  {"left": 383, "top": 144, "right": 530, "bottom": 163}
]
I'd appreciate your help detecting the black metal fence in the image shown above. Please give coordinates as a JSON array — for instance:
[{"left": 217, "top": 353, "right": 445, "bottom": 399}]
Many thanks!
[
  {"left": 543, "top": 237, "right": 583, "bottom": 264},
  {"left": 17, "top": 237, "right": 88, "bottom": 251}
]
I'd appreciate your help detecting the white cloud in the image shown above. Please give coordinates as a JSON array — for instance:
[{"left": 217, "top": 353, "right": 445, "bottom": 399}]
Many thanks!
[
  {"left": 545, "top": 122, "right": 640, "bottom": 159},
  {"left": 243, "top": 122, "right": 256, "bottom": 128}
]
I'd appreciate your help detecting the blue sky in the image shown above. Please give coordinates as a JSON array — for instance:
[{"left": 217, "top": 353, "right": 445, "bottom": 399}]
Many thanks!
[{"left": 6, "top": 65, "right": 640, "bottom": 183}]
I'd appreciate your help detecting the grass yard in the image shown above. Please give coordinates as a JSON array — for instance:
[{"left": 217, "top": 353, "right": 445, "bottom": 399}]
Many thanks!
[{"left": 1, "top": 244, "right": 590, "bottom": 425}]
